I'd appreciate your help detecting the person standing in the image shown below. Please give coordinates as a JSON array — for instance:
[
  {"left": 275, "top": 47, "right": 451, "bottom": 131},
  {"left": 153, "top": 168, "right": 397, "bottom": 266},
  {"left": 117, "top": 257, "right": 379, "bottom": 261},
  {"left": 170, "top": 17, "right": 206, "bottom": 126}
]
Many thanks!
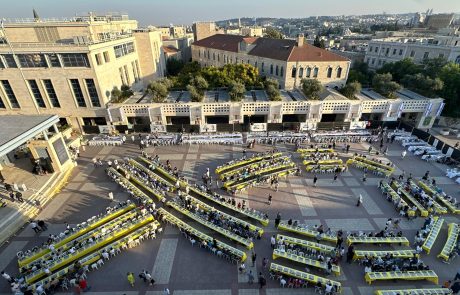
[
  {"left": 274, "top": 212, "right": 281, "bottom": 228},
  {"left": 332, "top": 173, "right": 338, "bottom": 183},
  {"left": 262, "top": 257, "right": 269, "bottom": 269},
  {"left": 313, "top": 175, "right": 318, "bottom": 187},
  {"left": 1, "top": 271, "right": 13, "bottom": 283},
  {"left": 251, "top": 251, "right": 257, "bottom": 267},
  {"left": 267, "top": 194, "right": 272, "bottom": 205},
  {"left": 401, "top": 150, "right": 407, "bottom": 159},
  {"left": 108, "top": 192, "right": 114, "bottom": 201},
  {"left": 258, "top": 272, "right": 266, "bottom": 289},
  {"left": 163, "top": 288, "right": 170, "bottom": 295},
  {"left": 247, "top": 270, "right": 254, "bottom": 284},
  {"left": 346, "top": 144, "right": 350, "bottom": 153},
  {"left": 357, "top": 194, "right": 363, "bottom": 207},
  {"left": 362, "top": 172, "right": 367, "bottom": 182},
  {"left": 270, "top": 235, "right": 276, "bottom": 249},
  {"left": 127, "top": 272, "right": 135, "bottom": 287},
  {"left": 31, "top": 221, "right": 40, "bottom": 233}
]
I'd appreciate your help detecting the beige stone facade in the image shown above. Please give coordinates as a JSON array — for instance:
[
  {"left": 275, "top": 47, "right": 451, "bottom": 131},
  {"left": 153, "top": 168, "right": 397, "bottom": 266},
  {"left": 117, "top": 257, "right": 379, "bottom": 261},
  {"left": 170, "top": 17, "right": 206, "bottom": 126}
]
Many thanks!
[
  {"left": 0, "top": 14, "right": 165, "bottom": 131},
  {"left": 191, "top": 35, "right": 350, "bottom": 89}
]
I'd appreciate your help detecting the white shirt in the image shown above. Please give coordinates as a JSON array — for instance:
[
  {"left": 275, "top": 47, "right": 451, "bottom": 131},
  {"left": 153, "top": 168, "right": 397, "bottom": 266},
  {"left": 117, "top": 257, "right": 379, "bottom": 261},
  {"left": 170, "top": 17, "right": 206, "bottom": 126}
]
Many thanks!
[
  {"left": 2, "top": 273, "right": 11, "bottom": 280},
  {"left": 270, "top": 236, "right": 276, "bottom": 245},
  {"left": 325, "top": 284, "right": 333, "bottom": 292}
]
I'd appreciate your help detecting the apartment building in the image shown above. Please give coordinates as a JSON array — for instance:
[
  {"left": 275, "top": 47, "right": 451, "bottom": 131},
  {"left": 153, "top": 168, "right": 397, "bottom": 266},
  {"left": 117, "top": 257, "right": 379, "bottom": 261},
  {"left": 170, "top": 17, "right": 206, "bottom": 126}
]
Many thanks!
[
  {"left": 192, "top": 34, "right": 351, "bottom": 89},
  {"left": 365, "top": 35, "right": 460, "bottom": 69},
  {"left": 0, "top": 13, "right": 165, "bottom": 131}
]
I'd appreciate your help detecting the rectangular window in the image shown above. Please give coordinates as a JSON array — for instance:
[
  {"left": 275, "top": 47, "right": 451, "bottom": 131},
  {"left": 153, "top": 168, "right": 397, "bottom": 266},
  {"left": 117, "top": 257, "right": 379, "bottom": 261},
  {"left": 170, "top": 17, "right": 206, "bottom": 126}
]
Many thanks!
[
  {"left": 95, "top": 53, "right": 102, "bottom": 65},
  {"left": 410, "top": 50, "right": 415, "bottom": 57},
  {"left": 27, "top": 80, "right": 46, "bottom": 108},
  {"left": 423, "top": 52, "right": 429, "bottom": 59},
  {"left": 392, "top": 49, "right": 397, "bottom": 55},
  {"left": 18, "top": 54, "right": 47, "bottom": 68},
  {"left": 131, "top": 61, "right": 138, "bottom": 82},
  {"left": 124, "top": 65, "right": 130, "bottom": 85},
  {"left": 1, "top": 80, "right": 20, "bottom": 108},
  {"left": 114, "top": 42, "right": 135, "bottom": 58},
  {"left": 374, "top": 47, "right": 378, "bottom": 53},
  {"left": 399, "top": 49, "right": 403, "bottom": 55},
  {"left": 135, "top": 60, "right": 141, "bottom": 80},
  {"left": 0, "top": 94, "right": 5, "bottom": 108},
  {"left": 3, "top": 54, "right": 17, "bottom": 68},
  {"left": 313, "top": 68, "right": 318, "bottom": 78},
  {"left": 61, "top": 53, "right": 90, "bottom": 67},
  {"left": 85, "top": 79, "right": 101, "bottom": 107},
  {"left": 0, "top": 57, "right": 4, "bottom": 69},
  {"left": 69, "top": 79, "right": 86, "bottom": 107},
  {"left": 369, "top": 46, "right": 373, "bottom": 52},
  {"left": 47, "top": 54, "right": 61, "bottom": 67},
  {"left": 43, "top": 79, "right": 60, "bottom": 108},
  {"left": 119, "top": 67, "right": 126, "bottom": 84},
  {"left": 103, "top": 51, "right": 110, "bottom": 62}
]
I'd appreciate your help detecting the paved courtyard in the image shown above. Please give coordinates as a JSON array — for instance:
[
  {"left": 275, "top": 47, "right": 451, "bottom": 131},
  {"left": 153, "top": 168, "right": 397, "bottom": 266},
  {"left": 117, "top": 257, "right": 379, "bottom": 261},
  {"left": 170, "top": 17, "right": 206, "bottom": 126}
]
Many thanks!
[{"left": 0, "top": 137, "right": 458, "bottom": 295}]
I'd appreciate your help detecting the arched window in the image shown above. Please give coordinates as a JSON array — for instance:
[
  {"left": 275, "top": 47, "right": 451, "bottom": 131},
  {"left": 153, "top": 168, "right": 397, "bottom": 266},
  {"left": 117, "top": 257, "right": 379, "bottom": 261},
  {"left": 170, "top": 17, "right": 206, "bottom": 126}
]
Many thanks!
[
  {"left": 313, "top": 67, "right": 319, "bottom": 78},
  {"left": 198, "top": 50, "right": 201, "bottom": 58},
  {"left": 217, "top": 54, "right": 220, "bottom": 62},
  {"left": 280, "top": 66, "right": 284, "bottom": 77},
  {"left": 247, "top": 59, "right": 250, "bottom": 64},
  {"left": 255, "top": 61, "right": 258, "bottom": 68},
  {"left": 306, "top": 67, "right": 311, "bottom": 78},
  {"left": 261, "top": 62, "right": 265, "bottom": 73},
  {"left": 213, "top": 53, "right": 215, "bottom": 61},
  {"left": 270, "top": 64, "right": 273, "bottom": 74},
  {"left": 275, "top": 65, "right": 279, "bottom": 76},
  {"left": 291, "top": 66, "right": 297, "bottom": 78},
  {"left": 298, "top": 67, "right": 304, "bottom": 78},
  {"left": 327, "top": 67, "right": 332, "bottom": 78},
  {"left": 207, "top": 51, "right": 210, "bottom": 59},
  {"left": 336, "top": 67, "right": 342, "bottom": 78}
]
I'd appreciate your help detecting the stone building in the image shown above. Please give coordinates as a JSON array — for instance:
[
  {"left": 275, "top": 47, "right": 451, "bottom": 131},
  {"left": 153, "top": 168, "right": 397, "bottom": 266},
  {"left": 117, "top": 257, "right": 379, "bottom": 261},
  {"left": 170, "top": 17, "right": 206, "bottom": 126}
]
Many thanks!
[
  {"left": 0, "top": 13, "right": 165, "bottom": 131},
  {"left": 191, "top": 34, "right": 350, "bottom": 89}
]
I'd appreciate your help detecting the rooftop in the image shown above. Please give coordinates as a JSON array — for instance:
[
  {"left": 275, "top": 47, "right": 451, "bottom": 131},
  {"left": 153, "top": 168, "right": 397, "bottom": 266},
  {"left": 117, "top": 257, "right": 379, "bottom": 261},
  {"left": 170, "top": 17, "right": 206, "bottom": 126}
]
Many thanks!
[
  {"left": 193, "top": 34, "right": 349, "bottom": 62},
  {"left": 0, "top": 115, "right": 59, "bottom": 157}
]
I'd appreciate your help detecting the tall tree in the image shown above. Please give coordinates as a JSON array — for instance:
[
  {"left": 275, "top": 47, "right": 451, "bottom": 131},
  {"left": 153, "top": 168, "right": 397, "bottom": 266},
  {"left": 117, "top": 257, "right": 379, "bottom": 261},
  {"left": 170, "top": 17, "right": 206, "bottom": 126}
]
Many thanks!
[
  {"left": 300, "top": 79, "right": 324, "bottom": 100},
  {"left": 264, "top": 27, "right": 283, "bottom": 39},
  {"left": 228, "top": 81, "right": 246, "bottom": 102},
  {"left": 372, "top": 73, "right": 401, "bottom": 99}
]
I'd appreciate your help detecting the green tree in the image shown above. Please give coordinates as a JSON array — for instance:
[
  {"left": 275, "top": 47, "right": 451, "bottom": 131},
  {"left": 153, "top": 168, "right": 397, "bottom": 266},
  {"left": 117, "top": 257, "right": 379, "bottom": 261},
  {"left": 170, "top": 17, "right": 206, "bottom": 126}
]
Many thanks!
[
  {"left": 264, "top": 27, "right": 283, "bottom": 39},
  {"left": 166, "top": 58, "right": 185, "bottom": 76},
  {"left": 401, "top": 73, "right": 443, "bottom": 98},
  {"left": 147, "top": 81, "right": 169, "bottom": 103},
  {"left": 421, "top": 57, "right": 448, "bottom": 78},
  {"left": 340, "top": 81, "right": 362, "bottom": 99},
  {"left": 228, "top": 81, "right": 246, "bottom": 102},
  {"left": 313, "top": 35, "right": 325, "bottom": 49},
  {"left": 120, "top": 84, "right": 133, "bottom": 99},
  {"left": 300, "top": 79, "right": 324, "bottom": 100},
  {"left": 176, "top": 61, "right": 202, "bottom": 88},
  {"left": 372, "top": 73, "right": 401, "bottom": 99},
  {"left": 222, "top": 64, "right": 259, "bottom": 87},
  {"left": 190, "top": 76, "right": 209, "bottom": 92},
  {"left": 264, "top": 78, "right": 281, "bottom": 101},
  {"left": 438, "top": 63, "right": 460, "bottom": 117},
  {"left": 187, "top": 85, "right": 203, "bottom": 102},
  {"left": 377, "top": 58, "right": 422, "bottom": 82},
  {"left": 110, "top": 86, "right": 122, "bottom": 102}
]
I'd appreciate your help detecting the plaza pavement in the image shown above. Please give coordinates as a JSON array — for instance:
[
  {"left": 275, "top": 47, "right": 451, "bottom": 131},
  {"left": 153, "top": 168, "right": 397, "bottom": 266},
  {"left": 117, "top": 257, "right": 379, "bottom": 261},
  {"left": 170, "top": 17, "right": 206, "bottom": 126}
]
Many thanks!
[{"left": 0, "top": 137, "right": 458, "bottom": 295}]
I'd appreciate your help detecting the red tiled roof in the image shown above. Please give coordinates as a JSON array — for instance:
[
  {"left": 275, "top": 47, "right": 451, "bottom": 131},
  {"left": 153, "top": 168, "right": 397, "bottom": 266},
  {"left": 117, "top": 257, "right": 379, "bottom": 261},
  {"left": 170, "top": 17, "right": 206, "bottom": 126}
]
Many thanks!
[
  {"left": 163, "top": 46, "right": 179, "bottom": 53},
  {"left": 192, "top": 34, "right": 349, "bottom": 62},
  {"left": 288, "top": 43, "right": 349, "bottom": 62}
]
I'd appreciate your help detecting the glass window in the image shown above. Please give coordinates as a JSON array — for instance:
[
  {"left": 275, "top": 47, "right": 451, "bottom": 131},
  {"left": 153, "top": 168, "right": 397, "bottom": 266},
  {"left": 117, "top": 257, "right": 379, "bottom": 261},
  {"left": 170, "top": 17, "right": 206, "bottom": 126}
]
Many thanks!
[
  {"left": 27, "top": 80, "right": 46, "bottom": 108},
  {"left": 1, "top": 80, "right": 20, "bottom": 108},
  {"left": 0, "top": 58, "right": 4, "bottom": 69},
  {"left": 261, "top": 62, "right": 264, "bottom": 73},
  {"left": 95, "top": 54, "right": 102, "bottom": 65},
  {"left": 327, "top": 67, "right": 332, "bottom": 78},
  {"left": 85, "top": 79, "right": 101, "bottom": 107},
  {"left": 17, "top": 54, "right": 47, "bottom": 68},
  {"left": 0, "top": 94, "right": 5, "bottom": 108},
  {"left": 298, "top": 67, "right": 303, "bottom": 78},
  {"left": 61, "top": 53, "right": 90, "bottom": 67},
  {"left": 410, "top": 50, "right": 415, "bottom": 57},
  {"left": 47, "top": 54, "right": 61, "bottom": 67},
  {"left": 291, "top": 67, "right": 297, "bottom": 78},
  {"left": 69, "top": 79, "right": 86, "bottom": 107},
  {"left": 313, "top": 68, "right": 318, "bottom": 78},
  {"left": 43, "top": 79, "right": 60, "bottom": 108},
  {"left": 2, "top": 54, "right": 17, "bottom": 68},
  {"left": 393, "top": 49, "right": 397, "bottom": 55},
  {"left": 375, "top": 47, "right": 378, "bottom": 52},
  {"left": 275, "top": 65, "right": 279, "bottom": 76},
  {"left": 399, "top": 49, "right": 403, "bottom": 55},
  {"left": 306, "top": 67, "right": 311, "bottom": 78},
  {"left": 103, "top": 51, "right": 110, "bottom": 62},
  {"left": 337, "top": 67, "right": 342, "bottom": 78},
  {"left": 270, "top": 64, "right": 273, "bottom": 74},
  {"left": 114, "top": 42, "right": 135, "bottom": 58},
  {"left": 280, "top": 66, "right": 284, "bottom": 77},
  {"left": 423, "top": 52, "right": 429, "bottom": 59}
]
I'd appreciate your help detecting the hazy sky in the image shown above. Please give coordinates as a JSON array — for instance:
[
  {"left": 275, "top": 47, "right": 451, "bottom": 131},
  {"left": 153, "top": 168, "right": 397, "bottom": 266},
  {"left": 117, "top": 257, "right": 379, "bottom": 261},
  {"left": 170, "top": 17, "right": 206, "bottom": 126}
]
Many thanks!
[{"left": 1, "top": 0, "right": 458, "bottom": 26}]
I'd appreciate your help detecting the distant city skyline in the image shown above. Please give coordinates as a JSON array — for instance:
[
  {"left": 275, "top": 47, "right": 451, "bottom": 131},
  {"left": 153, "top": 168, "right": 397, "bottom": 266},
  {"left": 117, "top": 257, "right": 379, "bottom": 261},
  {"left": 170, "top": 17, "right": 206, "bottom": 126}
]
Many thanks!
[{"left": 1, "top": 0, "right": 458, "bottom": 25}]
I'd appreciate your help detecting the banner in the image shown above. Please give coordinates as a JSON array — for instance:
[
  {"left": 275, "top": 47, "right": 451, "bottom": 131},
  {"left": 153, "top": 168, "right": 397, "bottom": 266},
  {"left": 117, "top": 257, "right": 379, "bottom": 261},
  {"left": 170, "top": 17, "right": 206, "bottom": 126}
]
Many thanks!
[
  {"left": 397, "top": 103, "right": 404, "bottom": 118},
  {"left": 150, "top": 124, "right": 167, "bottom": 133},
  {"left": 250, "top": 123, "right": 267, "bottom": 132},
  {"left": 299, "top": 122, "right": 317, "bottom": 131},
  {"left": 98, "top": 125, "right": 111, "bottom": 134},
  {"left": 200, "top": 124, "right": 217, "bottom": 133},
  {"left": 349, "top": 121, "right": 367, "bottom": 130}
]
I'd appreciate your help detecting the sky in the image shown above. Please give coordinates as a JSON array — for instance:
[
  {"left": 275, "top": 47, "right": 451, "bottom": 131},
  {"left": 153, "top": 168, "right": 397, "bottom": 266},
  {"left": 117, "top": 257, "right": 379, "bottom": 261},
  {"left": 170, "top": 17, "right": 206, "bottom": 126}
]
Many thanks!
[{"left": 1, "top": 0, "right": 458, "bottom": 26}]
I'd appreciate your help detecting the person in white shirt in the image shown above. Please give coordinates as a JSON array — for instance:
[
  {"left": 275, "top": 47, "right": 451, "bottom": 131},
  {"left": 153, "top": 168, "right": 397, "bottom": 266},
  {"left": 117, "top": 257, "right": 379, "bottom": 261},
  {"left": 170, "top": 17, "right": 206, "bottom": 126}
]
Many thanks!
[
  {"left": 325, "top": 282, "right": 333, "bottom": 293},
  {"left": 1, "top": 271, "right": 12, "bottom": 282}
]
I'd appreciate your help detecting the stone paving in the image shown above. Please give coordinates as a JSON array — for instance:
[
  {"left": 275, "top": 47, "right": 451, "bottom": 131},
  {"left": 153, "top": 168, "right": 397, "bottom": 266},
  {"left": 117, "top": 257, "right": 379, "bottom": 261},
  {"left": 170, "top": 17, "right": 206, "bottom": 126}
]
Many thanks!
[{"left": 0, "top": 137, "right": 458, "bottom": 295}]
